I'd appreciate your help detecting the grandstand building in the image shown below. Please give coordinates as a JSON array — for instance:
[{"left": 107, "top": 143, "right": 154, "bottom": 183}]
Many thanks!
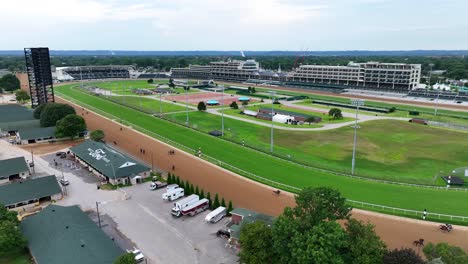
[
  {"left": 288, "top": 62, "right": 421, "bottom": 91},
  {"left": 169, "top": 60, "right": 421, "bottom": 92},
  {"left": 55, "top": 65, "right": 131, "bottom": 81}
]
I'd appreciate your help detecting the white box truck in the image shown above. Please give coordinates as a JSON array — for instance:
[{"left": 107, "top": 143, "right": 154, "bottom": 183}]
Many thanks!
[
  {"left": 205, "top": 206, "right": 227, "bottom": 223},
  {"left": 166, "top": 184, "right": 179, "bottom": 192},
  {"left": 171, "top": 194, "right": 199, "bottom": 217},
  {"left": 162, "top": 188, "right": 184, "bottom": 201},
  {"left": 181, "top": 198, "right": 209, "bottom": 216}
]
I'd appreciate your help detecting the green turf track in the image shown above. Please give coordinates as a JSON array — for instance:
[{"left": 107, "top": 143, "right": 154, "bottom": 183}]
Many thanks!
[{"left": 56, "top": 84, "right": 468, "bottom": 217}]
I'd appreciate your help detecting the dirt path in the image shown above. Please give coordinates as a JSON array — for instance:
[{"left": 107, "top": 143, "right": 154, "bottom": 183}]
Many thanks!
[
  {"left": 56, "top": 96, "right": 468, "bottom": 252},
  {"left": 18, "top": 140, "right": 84, "bottom": 155}
]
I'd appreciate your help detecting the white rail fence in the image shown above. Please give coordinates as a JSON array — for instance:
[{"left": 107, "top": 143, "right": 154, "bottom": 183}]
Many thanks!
[{"left": 57, "top": 90, "right": 468, "bottom": 223}]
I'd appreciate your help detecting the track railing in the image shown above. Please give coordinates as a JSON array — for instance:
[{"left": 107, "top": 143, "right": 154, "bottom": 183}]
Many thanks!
[{"left": 56, "top": 89, "right": 468, "bottom": 223}]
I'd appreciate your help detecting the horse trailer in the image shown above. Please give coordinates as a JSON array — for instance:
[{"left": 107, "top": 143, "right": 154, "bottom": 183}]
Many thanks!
[
  {"left": 171, "top": 194, "right": 199, "bottom": 217},
  {"left": 205, "top": 206, "right": 227, "bottom": 223},
  {"left": 181, "top": 198, "right": 209, "bottom": 216},
  {"left": 166, "top": 184, "right": 179, "bottom": 192},
  {"left": 162, "top": 188, "right": 184, "bottom": 201}
]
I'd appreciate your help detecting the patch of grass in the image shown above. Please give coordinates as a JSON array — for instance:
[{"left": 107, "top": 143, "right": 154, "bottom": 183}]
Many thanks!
[
  {"left": 0, "top": 250, "right": 33, "bottom": 264},
  {"left": 55, "top": 83, "right": 468, "bottom": 217}
]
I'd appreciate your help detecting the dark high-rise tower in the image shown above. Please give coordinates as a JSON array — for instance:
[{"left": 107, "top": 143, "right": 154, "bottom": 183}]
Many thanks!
[{"left": 24, "top": 47, "right": 54, "bottom": 108}]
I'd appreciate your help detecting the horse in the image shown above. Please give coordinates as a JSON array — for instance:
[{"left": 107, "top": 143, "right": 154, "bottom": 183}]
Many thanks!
[
  {"left": 439, "top": 224, "right": 453, "bottom": 232},
  {"left": 413, "top": 238, "right": 424, "bottom": 247}
]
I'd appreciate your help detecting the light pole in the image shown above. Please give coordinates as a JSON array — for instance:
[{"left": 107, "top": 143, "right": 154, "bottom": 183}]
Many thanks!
[
  {"left": 159, "top": 92, "right": 162, "bottom": 116},
  {"left": 185, "top": 86, "right": 189, "bottom": 126},
  {"left": 269, "top": 91, "right": 276, "bottom": 153},
  {"left": 96, "top": 201, "right": 102, "bottom": 228},
  {"left": 428, "top": 63, "right": 434, "bottom": 88},
  {"left": 221, "top": 85, "right": 225, "bottom": 136},
  {"left": 434, "top": 90, "right": 441, "bottom": 116},
  {"left": 351, "top": 99, "right": 364, "bottom": 175}
]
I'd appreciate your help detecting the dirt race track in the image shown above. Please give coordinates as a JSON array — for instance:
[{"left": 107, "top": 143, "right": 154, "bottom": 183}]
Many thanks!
[{"left": 57, "top": 97, "right": 468, "bottom": 252}]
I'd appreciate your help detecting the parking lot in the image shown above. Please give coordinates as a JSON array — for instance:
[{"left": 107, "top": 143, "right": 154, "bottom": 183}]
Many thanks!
[
  {"left": 97, "top": 183, "right": 238, "bottom": 264},
  {"left": 0, "top": 140, "right": 238, "bottom": 263}
]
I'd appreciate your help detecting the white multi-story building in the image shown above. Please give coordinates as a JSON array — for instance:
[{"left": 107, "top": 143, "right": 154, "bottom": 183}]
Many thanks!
[
  {"left": 171, "top": 65, "right": 212, "bottom": 79},
  {"left": 288, "top": 61, "right": 421, "bottom": 91},
  {"left": 210, "top": 59, "right": 260, "bottom": 81}
]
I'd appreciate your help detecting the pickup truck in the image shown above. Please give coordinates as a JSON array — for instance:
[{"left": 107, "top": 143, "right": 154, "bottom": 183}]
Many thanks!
[{"left": 150, "top": 181, "right": 168, "bottom": 191}]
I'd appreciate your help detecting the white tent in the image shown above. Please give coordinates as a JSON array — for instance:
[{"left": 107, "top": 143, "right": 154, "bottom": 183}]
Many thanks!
[
  {"left": 243, "top": 110, "right": 258, "bottom": 117},
  {"left": 272, "top": 114, "right": 294, "bottom": 124}
]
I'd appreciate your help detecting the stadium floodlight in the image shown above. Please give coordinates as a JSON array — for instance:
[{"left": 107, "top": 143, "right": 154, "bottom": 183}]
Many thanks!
[
  {"left": 351, "top": 99, "right": 364, "bottom": 175},
  {"left": 221, "top": 85, "right": 225, "bottom": 136},
  {"left": 269, "top": 91, "right": 276, "bottom": 153}
]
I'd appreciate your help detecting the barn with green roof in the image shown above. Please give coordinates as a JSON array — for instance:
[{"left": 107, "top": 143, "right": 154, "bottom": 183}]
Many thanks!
[{"left": 21, "top": 204, "right": 124, "bottom": 264}]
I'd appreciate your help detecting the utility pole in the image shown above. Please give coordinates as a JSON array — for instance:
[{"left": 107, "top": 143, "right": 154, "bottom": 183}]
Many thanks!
[
  {"left": 351, "top": 99, "right": 364, "bottom": 175},
  {"left": 434, "top": 90, "right": 441, "bottom": 116},
  {"left": 96, "top": 202, "right": 102, "bottom": 228},
  {"left": 269, "top": 91, "right": 276, "bottom": 153}
]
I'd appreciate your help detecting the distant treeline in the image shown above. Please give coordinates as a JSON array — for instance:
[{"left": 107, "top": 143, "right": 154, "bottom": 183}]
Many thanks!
[{"left": 1, "top": 55, "right": 468, "bottom": 79}]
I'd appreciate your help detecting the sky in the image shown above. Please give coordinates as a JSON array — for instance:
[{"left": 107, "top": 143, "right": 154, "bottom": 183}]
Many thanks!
[{"left": 1, "top": 0, "right": 467, "bottom": 51}]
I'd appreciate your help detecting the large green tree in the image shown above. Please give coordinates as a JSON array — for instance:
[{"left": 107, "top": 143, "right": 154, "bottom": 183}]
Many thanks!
[
  {"left": 113, "top": 253, "right": 135, "bottom": 264},
  {"left": 0, "top": 205, "right": 27, "bottom": 255},
  {"left": 15, "top": 90, "right": 30, "bottom": 103},
  {"left": 423, "top": 242, "right": 468, "bottom": 264},
  {"left": 33, "top": 103, "right": 46, "bottom": 119},
  {"left": 0, "top": 74, "right": 20, "bottom": 92},
  {"left": 40, "top": 103, "right": 76, "bottom": 127},
  {"left": 383, "top": 248, "right": 425, "bottom": 264},
  {"left": 345, "top": 219, "right": 386, "bottom": 264},
  {"left": 55, "top": 114, "right": 87, "bottom": 139},
  {"left": 328, "top": 108, "right": 343, "bottom": 119},
  {"left": 239, "top": 221, "right": 273, "bottom": 264}
]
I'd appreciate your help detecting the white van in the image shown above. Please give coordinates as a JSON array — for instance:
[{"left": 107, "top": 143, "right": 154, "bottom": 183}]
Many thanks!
[
  {"left": 162, "top": 188, "right": 184, "bottom": 201},
  {"left": 205, "top": 206, "right": 227, "bottom": 223}
]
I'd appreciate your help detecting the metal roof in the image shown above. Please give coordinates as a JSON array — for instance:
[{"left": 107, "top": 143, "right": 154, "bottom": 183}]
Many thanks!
[
  {"left": 0, "top": 175, "right": 61, "bottom": 206},
  {"left": 69, "top": 140, "right": 150, "bottom": 179},
  {"left": 0, "top": 104, "right": 36, "bottom": 123},
  {"left": 0, "top": 157, "right": 29, "bottom": 179},
  {"left": 21, "top": 205, "right": 124, "bottom": 264},
  {"left": 229, "top": 208, "right": 274, "bottom": 239},
  {"left": 17, "top": 126, "right": 56, "bottom": 141}
]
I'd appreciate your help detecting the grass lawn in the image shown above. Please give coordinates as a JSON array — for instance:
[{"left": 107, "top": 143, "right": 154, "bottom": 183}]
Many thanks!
[
  {"left": 104, "top": 94, "right": 187, "bottom": 114},
  {"left": 87, "top": 80, "right": 199, "bottom": 95},
  {"left": 230, "top": 104, "right": 354, "bottom": 124},
  {"left": 55, "top": 83, "right": 468, "bottom": 218},
  {"left": 0, "top": 251, "right": 32, "bottom": 264}
]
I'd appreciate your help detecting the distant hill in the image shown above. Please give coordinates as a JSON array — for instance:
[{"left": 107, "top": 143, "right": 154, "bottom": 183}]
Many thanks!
[{"left": 1, "top": 50, "right": 468, "bottom": 57}]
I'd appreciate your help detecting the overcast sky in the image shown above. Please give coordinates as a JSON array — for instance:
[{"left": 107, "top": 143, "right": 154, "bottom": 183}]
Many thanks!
[{"left": 2, "top": 0, "right": 467, "bottom": 50}]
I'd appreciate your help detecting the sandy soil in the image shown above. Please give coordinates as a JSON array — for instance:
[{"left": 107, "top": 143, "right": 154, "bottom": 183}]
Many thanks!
[
  {"left": 56, "top": 96, "right": 468, "bottom": 252},
  {"left": 18, "top": 140, "right": 84, "bottom": 155}
]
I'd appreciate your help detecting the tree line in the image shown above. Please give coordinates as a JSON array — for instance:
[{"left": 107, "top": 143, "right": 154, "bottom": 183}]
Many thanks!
[
  {"left": 239, "top": 187, "right": 468, "bottom": 264},
  {"left": 1, "top": 55, "right": 468, "bottom": 79}
]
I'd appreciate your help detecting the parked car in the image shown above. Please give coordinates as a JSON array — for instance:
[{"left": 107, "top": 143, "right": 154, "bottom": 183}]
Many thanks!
[
  {"left": 59, "top": 179, "right": 70, "bottom": 186},
  {"left": 128, "top": 248, "right": 145, "bottom": 263}
]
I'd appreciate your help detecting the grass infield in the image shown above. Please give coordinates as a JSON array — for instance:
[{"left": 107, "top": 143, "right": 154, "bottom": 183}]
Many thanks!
[{"left": 55, "top": 83, "right": 468, "bottom": 217}]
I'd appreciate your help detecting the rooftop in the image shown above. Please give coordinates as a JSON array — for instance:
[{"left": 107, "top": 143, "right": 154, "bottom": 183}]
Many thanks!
[
  {"left": 21, "top": 205, "right": 124, "bottom": 264},
  {"left": 17, "top": 126, "right": 56, "bottom": 140},
  {"left": 0, "top": 104, "right": 36, "bottom": 123},
  {"left": 0, "top": 175, "right": 61, "bottom": 206},
  {"left": 0, "top": 156, "right": 29, "bottom": 179},
  {"left": 69, "top": 140, "right": 150, "bottom": 179},
  {"left": 230, "top": 208, "right": 275, "bottom": 239}
]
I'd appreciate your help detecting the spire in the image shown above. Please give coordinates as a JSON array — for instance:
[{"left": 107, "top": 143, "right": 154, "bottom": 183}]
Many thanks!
[{"left": 278, "top": 64, "right": 282, "bottom": 73}]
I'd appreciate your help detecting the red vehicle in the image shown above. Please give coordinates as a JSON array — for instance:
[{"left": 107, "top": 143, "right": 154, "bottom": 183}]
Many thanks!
[
  {"left": 409, "top": 118, "right": 428, "bottom": 125},
  {"left": 181, "top": 198, "right": 209, "bottom": 216}
]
